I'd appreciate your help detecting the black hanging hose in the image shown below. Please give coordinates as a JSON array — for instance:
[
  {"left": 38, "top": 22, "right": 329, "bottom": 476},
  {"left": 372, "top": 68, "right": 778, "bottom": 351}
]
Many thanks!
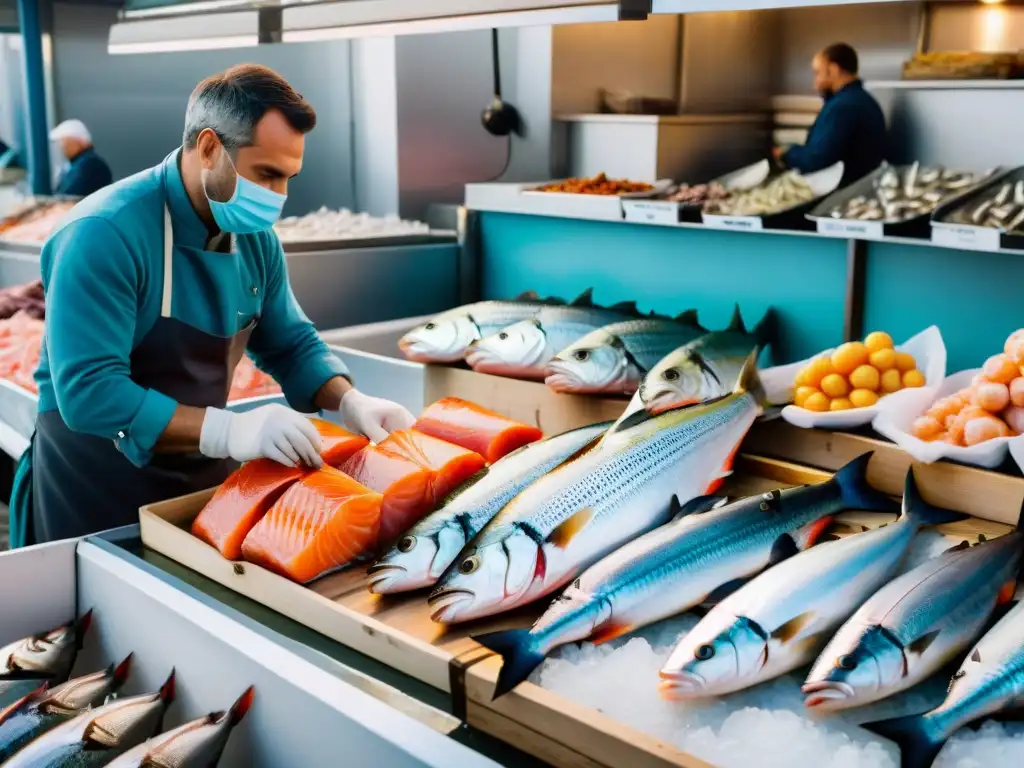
[{"left": 491, "top": 27, "right": 502, "bottom": 99}]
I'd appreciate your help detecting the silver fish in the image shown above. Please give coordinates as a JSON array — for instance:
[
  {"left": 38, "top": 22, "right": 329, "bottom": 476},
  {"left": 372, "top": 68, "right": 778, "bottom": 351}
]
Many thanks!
[
  {"left": 465, "top": 295, "right": 640, "bottom": 380},
  {"left": 659, "top": 471, "right": 964, "bottom": 701},
  {"left": 545, "top": 311, "right": 707, "bottom": 395},
  {"left": 0, "top": 611, "right": 92, "bottom": 685},
  {"left": 0, "top": 680, "right": 48, "bottom": 713},
  {"left": 367, "top": 421, "right": 613, "bottom": 594},
  {"left": 475, "top": 451, "right": 897, "bottom": 697},
  {"left": 864, "top": 598, "right": 1024, "bottom": 768},
  {"left": 704, "top": 171, "right": 814, "bottom": 217},
  {"left": 106, "top": 687, "right": 254, "bottom": 768},
  {"left": 428, "top": 356, "right": 766, "bottom": 625},
  {"left": 803, "top": 532, "right": 1023, "bottom": 712},
  {"left": 398, "top": 290, "right": 567, "bottom": 363},
  {"left": 638, "top": 306, "right": 775, "bottom": 414},
  {"left": 4, "top": 670, "right": 176, "bottom": 768}
]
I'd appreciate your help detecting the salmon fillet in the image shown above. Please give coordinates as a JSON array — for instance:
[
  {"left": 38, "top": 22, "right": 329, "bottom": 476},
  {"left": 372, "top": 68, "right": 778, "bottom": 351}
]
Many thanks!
[
  {"left": 379, "top": 429, "right": 486, "bottom": 507},
  {"left": 340, "top": 446, "right": 434, "bottom": 547},
  {"left": 413, "top": 398, "right": 543, "bottom": 464},
  {"left": 241, "top": 466, "right": 383, "bottom": 583},
  {"left": 190, "top": 420, "right": 367, "bottom": 559}
]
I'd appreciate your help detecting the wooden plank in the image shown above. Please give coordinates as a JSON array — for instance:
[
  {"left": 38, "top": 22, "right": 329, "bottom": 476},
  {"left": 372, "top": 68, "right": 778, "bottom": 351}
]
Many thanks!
[{"left": 465, "top": 701, "right": 608, "bottom": 768}]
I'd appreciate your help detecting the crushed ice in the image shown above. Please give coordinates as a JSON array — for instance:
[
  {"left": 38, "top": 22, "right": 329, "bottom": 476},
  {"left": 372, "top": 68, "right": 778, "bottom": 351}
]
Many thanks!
[{"left": 532, "top": 530, "right": 1024, "bottom": 767}]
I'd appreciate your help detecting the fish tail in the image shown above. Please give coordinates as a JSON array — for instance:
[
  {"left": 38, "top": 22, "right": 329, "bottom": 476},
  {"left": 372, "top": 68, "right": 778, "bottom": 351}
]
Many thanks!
[
  {"left": 752, "top": 307, "right": 778, "bottom": 355},
  {"left": 734, "top": 350, "right": 766, "bottom": 407},
  {"left": 75, "top": 609, "right": 94, "bottom": 648},
  {"left": 834, "top": 452, "right": 898, "bottom": 513},
  {"left": 159, "top": 669, "right": 177, "bottom": 705},
  {"left": 112, "top": 654, "right": 133, "bottom": 688},
  {"left": 902, "top": 469, "right": 969, "bottom": 528},
  {"left": 229, "top": 686, "right": 256, "bottom": 726},
  {"left": 474, "top": 629, "right": 546, "bottom": 699},
  {"left": 861, "top": 714, "right": 944, "bottom": 768}
]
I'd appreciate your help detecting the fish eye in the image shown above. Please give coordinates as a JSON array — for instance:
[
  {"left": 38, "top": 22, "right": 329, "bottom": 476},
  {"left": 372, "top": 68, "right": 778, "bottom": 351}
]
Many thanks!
[
  {"left": 663, "top": 368, "right": 680, "bottom": 382},
  {"left": 573, "top": 350, "right": 590, "bottom": 362},
  {"left": 498, "top": 332, "right": 509, "bottom": 341},
  {"left": 837, "top": 654, "right": 857, "bottom": 670},
  {"left": 397, "top": 536, "right": 416, "bottom": 553},
  {"left": 459, "top": 555, "right": 481, "bottom": 575},
  {"left": 695, "top": 644, "right": 715, "bottom": 661},
  {"left": 424, "top": 322, "right": 435, "bottom": 330}
]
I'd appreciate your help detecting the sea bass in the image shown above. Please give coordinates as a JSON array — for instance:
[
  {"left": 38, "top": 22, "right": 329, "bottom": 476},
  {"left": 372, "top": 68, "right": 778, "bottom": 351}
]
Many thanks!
[
  {"left": 107, "top": 687, "right": 254, "bottom": 768},
  {"left": 639, "top": 306, "right": 776, "bottom": 413},
  {"left": 864, "top": 599, "right": 1024, "bottom": 768},
  {"left": 428, "top": 356, "right": 766, "bottom": 625},
  {"left": 0, "top": 612, "right": 92, "bottom": 684},
  {"left": 398, "top": 291, "right": 567, "bottom": 363},
  {"left": 659, "top": 470, "right": 964, "bottom": 701},
  {"left": 0, "top": 655, "right": 133, "bottom": 761},
  {"left": 545, "top": 311, "right": 708, "bottom": 395},
  {"left": 475, "top": 451, "right": 897, "bottom": 697},
  {"left": 804, "top": 531, "right": 1023, "bottom": 712},
  {"left": 368, "top": 421, "right": 613, "bottom": 594},
  {"left": 4, "top": 671, "right": 176, "bottom": 768},
  {"left": 465, "top": 291, "right": 641, "bottom": 380}
]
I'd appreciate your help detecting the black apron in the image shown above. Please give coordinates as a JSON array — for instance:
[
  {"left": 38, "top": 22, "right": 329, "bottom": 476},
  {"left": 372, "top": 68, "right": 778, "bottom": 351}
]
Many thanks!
[{"left": 30, "top": 204, "right": 256, "bottom": 544}]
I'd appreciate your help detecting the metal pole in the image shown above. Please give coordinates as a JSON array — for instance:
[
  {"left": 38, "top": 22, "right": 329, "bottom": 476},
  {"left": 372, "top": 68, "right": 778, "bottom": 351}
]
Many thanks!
[
  {"left": 16, "top": 0, "right": 51, "bottom": 195},
  {"left": 843, "top": 239, "right": 867, "bottom": 343}
]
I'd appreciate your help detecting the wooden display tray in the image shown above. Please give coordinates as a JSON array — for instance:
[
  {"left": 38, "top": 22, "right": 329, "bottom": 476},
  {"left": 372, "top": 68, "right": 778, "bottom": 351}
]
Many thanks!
[{"left": 139, "top": 449, "right": 1017, "bottom": 768}]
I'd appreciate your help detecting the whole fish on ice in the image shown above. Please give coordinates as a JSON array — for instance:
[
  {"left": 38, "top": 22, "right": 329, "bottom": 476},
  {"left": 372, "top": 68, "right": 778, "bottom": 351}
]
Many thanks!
[
  {"left": 639, "top": 306, "right": 776, "bottom": 413},
  {"left": 474, "top": 451, "right": 896, "bottom": 697},
  {"left": 0, "top": 612, "right": 92, "bottom": 684},
  {"left": 398, "top": 291, "right": 566, "bottom": 363},
  {"left": 465, "top": 290, "right": 641, "bottom": 380},
  {"left": 803, "top": 530, "right": 1023, "bottom": 712},
  {"left": 4, "top": 670, "right": 176, "bottom": 768},
  {"left": 659, "top": 470, "right": 964, "bottom": 701},
  {"left": 0, "top": 655, "right": 133, "bottom": 761},
  {"left": 107, "top": 687, "right": 254, "bottom": 768},
  {"left": 864, "top": 598, "right": 1024, "bottom": 768},
  {"left": 545, "top": 310, "right": 708, "bottom": 395},
  {"left": 368, "top": 421, "right": 613, "bottom": 594},
  {"left": 428, "top": 355, "right": 766, "bottom": 625}
]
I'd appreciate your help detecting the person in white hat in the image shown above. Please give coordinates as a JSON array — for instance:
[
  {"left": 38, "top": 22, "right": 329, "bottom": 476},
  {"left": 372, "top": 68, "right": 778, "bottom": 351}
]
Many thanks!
[{"left": 49, "top": 119, "right": 112, "bottom": 197}]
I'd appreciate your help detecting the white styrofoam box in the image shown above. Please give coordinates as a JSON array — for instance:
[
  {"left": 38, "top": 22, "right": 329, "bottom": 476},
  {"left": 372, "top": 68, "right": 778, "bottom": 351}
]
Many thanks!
[
  {"left": 465, "top": 180, "right": 626, "bottom": 222},
  {"left": 0, "top": 538, "right": 78, "bottom": 646}
]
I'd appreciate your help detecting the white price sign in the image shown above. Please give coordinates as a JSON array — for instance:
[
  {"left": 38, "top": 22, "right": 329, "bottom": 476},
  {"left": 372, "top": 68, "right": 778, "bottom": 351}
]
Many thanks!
[
  {"left": 816, "top": 218, "right": 884, "bottom": 240},
  {"left": 702, "top": 215, "right": 763, "bottom": 232},
  {"left": 622, "top": 200, "right": 680, "bottom": 226},
  {"left": 931, "top": 224, "right": 1001, "bottom": 253}
]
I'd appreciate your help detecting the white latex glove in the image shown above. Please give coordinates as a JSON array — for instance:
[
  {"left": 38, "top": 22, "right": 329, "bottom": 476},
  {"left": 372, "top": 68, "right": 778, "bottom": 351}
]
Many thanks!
[
  {"left": 339, "top": 389, "right": 416, "bottom": 443},
  {"left": 200, "top": 404, "right": 324, "bottom": 468}
]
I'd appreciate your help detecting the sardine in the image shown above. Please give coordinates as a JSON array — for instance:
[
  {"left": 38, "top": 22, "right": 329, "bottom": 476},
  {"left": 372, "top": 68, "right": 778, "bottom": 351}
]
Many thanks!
[
  {"left": 0, "top": 655, "right": 133, "bottom": 761},
  {"left": 0, "top": 612, "right": 92, "bottom": 685},
  {"left": 838, "top": 164, "right": 990, "bottom": 224},
  {"left": 465, "top": 293, "right": 641, "bottom": 380},
  {"left": 638, "top": 306, "right": 775, "bottom": 413},
  {"left": 367, "top": 421, "right": 614, "bottom": 594},
  {"left": 864, "top": 598, "right": 1024, "bottom": 768},
  {"left": 428, "top": 355, "right": 767, "bottom": 625},
  {"left": 803, "top": 531, "right": 1023, "bottom": 712},
  {"left": 398, "top": 290, "right": 567, "bottom": 363},
  {"left": 4, "top": 671, "right": 176, "bottom": 768},
  {"left": 545, "top": 311, "right": 708, "bottom": 395},
  {"left": 106, "top": 687, "right": 254, "bottom": 768},
  {"left": 659, "top": 471, "right": 964, "bottom": 701}
]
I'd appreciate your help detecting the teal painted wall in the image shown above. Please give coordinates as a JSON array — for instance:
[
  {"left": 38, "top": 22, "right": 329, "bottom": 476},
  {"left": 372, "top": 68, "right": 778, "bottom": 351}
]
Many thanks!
[{"left": 478, "top": 213, "right": 849, "bottom": 364}]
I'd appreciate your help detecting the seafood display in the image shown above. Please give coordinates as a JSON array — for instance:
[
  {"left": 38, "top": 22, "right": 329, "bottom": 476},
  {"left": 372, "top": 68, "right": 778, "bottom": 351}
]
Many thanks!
[
  {"left": 1, "top": 612, "right": 92, "bottom": 684},
  {"left": 532, "top": 173, "right": 653, "bottom": 196},
  {"left": 412, "top": 398, "right": 542, "bottom": 463},
  {"left": 0, "top": 280, "right": 43, "bottom": 321},
  {"left": 703, "top": 172, "right": 815, "bottom": 216},
  {"left": 824, "top": 163, "right": 990, "bottom": 224},
  {"left": 664, "top": 182, "right": 729, "bottom": 205},
  {"left": 945, "top": 178, "right": 1024, "bottom": 232},
  {"left": 546, "top": 311, "right": 708, "bottom": 396},
  {"left": 0, "top": 200, "right": 77, "bottom": 243},
  {"left": 274, "top": 206, "right": 430, "bottom": 243}
]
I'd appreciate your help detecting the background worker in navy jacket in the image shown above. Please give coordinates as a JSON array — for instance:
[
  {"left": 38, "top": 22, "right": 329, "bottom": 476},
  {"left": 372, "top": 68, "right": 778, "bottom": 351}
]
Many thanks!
[
  {"left": 773, "top": 43, "right": 886, "bottom": 187},
  {"left": 49, "top": 119, "right": 113, "bottom": 197}
]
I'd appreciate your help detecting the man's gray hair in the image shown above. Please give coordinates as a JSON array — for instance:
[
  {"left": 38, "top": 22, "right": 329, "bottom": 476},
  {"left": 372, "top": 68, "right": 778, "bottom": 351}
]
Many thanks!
[{"left": 182, "top": 64, "right": 317, "bottom": 151}]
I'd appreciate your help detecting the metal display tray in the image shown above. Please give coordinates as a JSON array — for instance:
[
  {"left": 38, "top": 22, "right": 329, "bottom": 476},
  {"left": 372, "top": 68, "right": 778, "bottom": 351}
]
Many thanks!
[
  {"left": 0, "top": 536, "right": 497, "bottom": 768},
  {"left": 279, "top": 230, "right": 457, "bottom": 253},
  {"left": 932, "top": 165, "right": 1024, "bottom": 250}
]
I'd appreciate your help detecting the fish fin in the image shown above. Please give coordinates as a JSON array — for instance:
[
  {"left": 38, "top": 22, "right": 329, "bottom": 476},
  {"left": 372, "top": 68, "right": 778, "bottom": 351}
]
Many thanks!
[
  {"left": 998, "top": 579, "right": 1017, "bottom": 605},
  {"left": 704, "top": 477, "right": 726, "bottom": 495},
  {"left": 559, "top": 433, "right": 606, "bottom": 466},
  {"left": 817, "top": 533, "right": 841, "bottom": 543},
  {"left": 590, "top": 623, "right": 635, "bottom": 645},
  {"left": 861, "top": 715, "right": 943, "bottom": 768},
  {"left": 570, "top": 288, "right": 595, "bottom": 307},
  {"left": 902, "top": 469, "right": 970, "bottom": 528},
  {"left": 609, "top": 300, "right": 638, "bottom": 314},
  {"left": 720, "top": 441, "right": 743, "bottom": 479},
  {"left": 76, "top": 609, "right": 94, "bottom": 648},
  {"left": 160, "top": 669, "right": 177, "bottom": 705},
  {"left": 672, "top": 495, "right": 729, "bottom": 522},
  {"left": 769, "top": 533, "right": 801, "bottom": 566},
  {"left": 702, "top": 577, "right": 751, "bottom": 607},
  {"left": 752, "top": 308, "right": 778, "bottom": 354},
  {"left": 970, "top": 648, "right": 982, "bottom": 663},
  {"left": 792, "top": 631, "right": 831, "bottom": 657},
  {"left": 547, "top": 508, "right": 594, "bottom": 549},
  {"left": 726, "top": 304, "right": 746, "bottom": 333},
  {"left": 833, "top": 452, "right": 899, "bottom": 514},
  {"left": 907, "top": 630, "right": 941, "bottom": 657},
  {"left": 513, "top": 290, "right": 540, "bottom": 301},
  {"left": 771, "top": 611, "right": 816, "bottom": 643},
  {"left": 0, "top": 680, "right": 49, "bottom": 725},
  {"left": 230, "top": 686, "right": 256, "bottom": 726},
  {"left": 944, "top": 540, "right": 972, "bottom": 554},
  {"left": 792, "top": 515, "right": 836, "bottom": 549},
  {"left": 113, "top": 654, "right": 133, "bottom": 688},
  {"left": 734, "top": 349, "right": 766, "bottom": 406},
  {"left": 674, "top": 309, "right": 705, "bottom": 330},
  {"left": 473, "top": 629, "right": 545, "bottom": 699}
]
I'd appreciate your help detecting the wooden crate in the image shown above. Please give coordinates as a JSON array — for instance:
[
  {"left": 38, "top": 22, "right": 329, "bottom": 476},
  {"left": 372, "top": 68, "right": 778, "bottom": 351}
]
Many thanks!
[{"left": 139, "top": 450, "right": 1016, "bottom": 768}]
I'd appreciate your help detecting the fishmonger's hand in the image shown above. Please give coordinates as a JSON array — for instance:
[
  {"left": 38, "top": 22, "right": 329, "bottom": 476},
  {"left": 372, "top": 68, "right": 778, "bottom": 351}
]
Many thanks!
[
  {"left": 200, "top": 404, "right": 324, "bottom": 468},
  {"left": 339, "top": 389, "right": 416, "bottom": 443}
]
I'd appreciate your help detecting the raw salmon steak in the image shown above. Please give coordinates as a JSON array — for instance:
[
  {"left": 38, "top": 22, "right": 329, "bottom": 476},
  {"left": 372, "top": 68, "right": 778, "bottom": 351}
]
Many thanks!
[
  {"left": 380, "top": 429, "right": 486, "bottom": 507},
  {"left": 241, "top": 466, "right": 383, "bottom": 583},
  {"left": 190, "top": 420, "right": 368, "bottom": 559},
  {"left": 413, "top": 398, "right": 543, "bottom": 463},
  {"left": 340, "top": 446, "right": 434, "bottom": 546}
]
